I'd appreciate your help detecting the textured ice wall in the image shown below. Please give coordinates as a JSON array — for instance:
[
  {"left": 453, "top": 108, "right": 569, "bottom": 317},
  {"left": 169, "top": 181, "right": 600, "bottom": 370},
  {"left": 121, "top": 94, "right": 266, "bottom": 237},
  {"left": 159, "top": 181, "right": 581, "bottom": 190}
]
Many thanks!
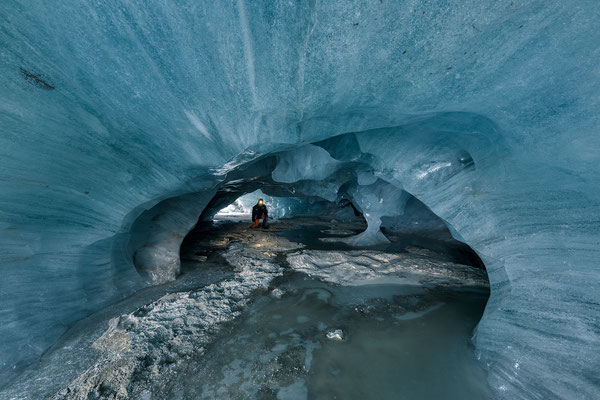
[
  {"left": 1, "top": 1, "right": 599, "bottom": 398},
  {"left": 126, "top": 191, "right": 217, "bottom": 284}
]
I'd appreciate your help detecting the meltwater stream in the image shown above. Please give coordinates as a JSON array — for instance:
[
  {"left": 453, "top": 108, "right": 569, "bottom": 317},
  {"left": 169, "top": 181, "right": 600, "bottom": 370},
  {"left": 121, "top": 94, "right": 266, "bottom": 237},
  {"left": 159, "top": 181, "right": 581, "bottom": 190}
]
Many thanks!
[{"left": 168, "top": 274, "right": 491, "bottom": 399}]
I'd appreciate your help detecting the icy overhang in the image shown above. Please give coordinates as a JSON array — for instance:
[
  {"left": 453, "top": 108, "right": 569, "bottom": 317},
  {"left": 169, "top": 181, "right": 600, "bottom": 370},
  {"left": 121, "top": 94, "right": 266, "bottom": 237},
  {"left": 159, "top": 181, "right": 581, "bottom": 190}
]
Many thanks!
[{"left": 1, "top": 1, "right": 599, "bottom": 398}]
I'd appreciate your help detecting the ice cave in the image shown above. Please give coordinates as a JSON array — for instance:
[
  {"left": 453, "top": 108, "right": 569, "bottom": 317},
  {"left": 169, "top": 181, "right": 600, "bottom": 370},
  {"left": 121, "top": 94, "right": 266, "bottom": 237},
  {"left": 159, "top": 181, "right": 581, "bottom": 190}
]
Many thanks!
[{"left": 1, "top": 1, "right": 599, "bottom": 399}]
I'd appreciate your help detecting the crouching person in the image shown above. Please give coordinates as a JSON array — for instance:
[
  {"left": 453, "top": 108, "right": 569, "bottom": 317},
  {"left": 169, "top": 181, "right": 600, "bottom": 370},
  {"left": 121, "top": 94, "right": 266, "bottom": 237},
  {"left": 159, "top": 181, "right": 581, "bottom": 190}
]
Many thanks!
[{"left": 250, "top": 198, "right": 268, "bottom": 228}]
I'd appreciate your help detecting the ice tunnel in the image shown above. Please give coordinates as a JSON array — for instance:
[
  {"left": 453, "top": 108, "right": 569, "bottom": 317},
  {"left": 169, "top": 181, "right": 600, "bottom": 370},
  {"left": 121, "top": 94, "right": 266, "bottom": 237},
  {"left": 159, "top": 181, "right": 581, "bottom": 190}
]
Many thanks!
[{"left": 1, "top": 1, "right": 599, "bottom": 399}]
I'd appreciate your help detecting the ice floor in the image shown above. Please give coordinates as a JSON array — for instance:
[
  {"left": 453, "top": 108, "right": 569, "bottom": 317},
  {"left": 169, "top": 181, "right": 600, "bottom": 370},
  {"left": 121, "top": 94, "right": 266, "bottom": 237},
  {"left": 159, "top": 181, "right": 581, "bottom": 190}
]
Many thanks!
[
  {"left": 1, "top": 218, "right": 489, "bottom": 399},
  {"left": 174, "top": 218, "right": 490, "bottom": 399},
  {"left": 168, "top": 274, "right": 491, "bottom": 400}
]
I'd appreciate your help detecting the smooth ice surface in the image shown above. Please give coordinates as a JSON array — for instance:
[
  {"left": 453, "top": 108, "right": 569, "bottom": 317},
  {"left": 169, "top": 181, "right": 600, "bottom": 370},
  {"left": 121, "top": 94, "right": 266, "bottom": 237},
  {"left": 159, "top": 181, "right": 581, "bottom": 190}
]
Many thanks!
[
  {"left": 272, "top": 144, "right": 342, "bottom": 183},
  {"left": 1, "top": 1, "right": 600, "bottom": 399}
]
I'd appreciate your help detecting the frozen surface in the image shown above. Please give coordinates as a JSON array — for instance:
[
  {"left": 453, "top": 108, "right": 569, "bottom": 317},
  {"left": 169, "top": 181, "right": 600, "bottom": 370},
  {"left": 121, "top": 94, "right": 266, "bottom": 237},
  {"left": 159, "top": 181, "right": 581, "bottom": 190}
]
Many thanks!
[
  {"left": 1, "top": 1, "right": 600, "bottom": 399},
  {"left": 287, "top": 250, "right": 488, "bottom": 288},
  {"left": 163, "top": 274, "right": 491, "bottom": 400},
  {"left": 51, "top": 238, "right": 286, "bottom": 399}
]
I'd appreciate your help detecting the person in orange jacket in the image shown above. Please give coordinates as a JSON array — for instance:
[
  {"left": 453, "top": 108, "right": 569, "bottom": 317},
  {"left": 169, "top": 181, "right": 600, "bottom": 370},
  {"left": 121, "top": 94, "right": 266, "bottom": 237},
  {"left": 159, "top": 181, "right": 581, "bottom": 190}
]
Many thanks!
[{"left": 250, "top": 198, "right": 268, "bottom": 228}]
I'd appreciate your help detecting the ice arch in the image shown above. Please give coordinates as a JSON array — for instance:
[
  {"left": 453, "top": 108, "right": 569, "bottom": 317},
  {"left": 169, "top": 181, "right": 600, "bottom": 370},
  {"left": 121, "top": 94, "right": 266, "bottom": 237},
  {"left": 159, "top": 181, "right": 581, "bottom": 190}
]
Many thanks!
[{"left": 1, "top": 1, "right": 599, "bottom": 399}]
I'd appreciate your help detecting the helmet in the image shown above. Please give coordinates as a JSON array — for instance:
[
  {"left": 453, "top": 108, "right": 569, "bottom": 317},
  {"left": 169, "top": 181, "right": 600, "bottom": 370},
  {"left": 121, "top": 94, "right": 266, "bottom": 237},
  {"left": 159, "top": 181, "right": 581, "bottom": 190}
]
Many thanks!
[{"left": 258, "top": 198, "right": 264, "bottom": 205}]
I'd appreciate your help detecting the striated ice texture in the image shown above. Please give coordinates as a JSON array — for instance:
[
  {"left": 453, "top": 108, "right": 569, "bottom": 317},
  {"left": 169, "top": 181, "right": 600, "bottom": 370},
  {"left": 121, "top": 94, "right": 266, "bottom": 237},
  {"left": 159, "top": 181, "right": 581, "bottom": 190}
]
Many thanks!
[{"left": 1, "top": 1, "right": 599, "bottom": 399}]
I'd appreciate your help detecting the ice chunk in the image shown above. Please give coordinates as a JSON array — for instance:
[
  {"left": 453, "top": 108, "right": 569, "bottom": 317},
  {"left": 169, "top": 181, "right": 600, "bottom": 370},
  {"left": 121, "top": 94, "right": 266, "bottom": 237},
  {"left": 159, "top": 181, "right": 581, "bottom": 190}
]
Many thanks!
[{"left": 326, "top": 329, "right": 344, "bottom": 341}]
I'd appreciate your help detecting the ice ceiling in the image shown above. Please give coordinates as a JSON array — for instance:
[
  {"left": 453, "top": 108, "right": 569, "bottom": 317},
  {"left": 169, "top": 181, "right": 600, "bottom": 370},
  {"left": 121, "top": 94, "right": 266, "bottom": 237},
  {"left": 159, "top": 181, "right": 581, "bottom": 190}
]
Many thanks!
[{"left": 1, "top": 1, "right": 599, "bottom": 398}]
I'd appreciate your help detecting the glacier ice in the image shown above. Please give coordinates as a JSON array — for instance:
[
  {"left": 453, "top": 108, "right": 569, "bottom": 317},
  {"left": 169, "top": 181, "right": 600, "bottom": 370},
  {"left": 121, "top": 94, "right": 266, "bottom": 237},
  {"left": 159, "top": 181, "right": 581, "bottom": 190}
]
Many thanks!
[
  {"left": 1, "top": 1, "right": 600, "bottom": 399},
  {"left": 326, "top": 329, "right": 344, "bottom": 341},
  {"left": 272, "top": 144, "right": 342, "bottom": 184},
  {"left": 286, "top": 249, "right": 488, "bottom": 288}
]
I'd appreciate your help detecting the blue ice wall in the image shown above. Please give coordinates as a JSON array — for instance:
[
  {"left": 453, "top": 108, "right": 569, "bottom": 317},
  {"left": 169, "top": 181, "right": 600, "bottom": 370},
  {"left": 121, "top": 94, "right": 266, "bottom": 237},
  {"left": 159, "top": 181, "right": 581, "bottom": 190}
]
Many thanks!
[{"left": 1, "top": 1, "right": 599, "bottom": 398}]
